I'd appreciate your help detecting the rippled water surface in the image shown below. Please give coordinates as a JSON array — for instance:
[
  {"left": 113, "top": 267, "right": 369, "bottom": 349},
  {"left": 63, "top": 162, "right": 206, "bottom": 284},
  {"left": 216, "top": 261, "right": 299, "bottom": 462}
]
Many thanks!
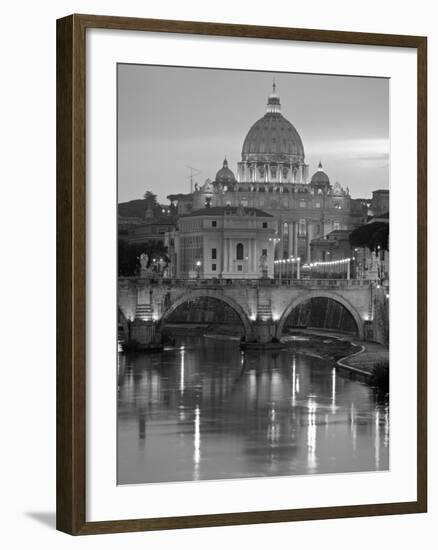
[{"left": 117, "top": 336, "right": 389, "bottom": 484}]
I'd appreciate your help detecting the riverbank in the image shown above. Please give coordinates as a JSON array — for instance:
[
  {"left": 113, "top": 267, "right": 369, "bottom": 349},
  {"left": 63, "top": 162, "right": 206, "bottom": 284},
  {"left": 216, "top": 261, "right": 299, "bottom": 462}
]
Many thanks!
[
  {"left": 163, "top": 324, "right": 389, "bottom": 384},
  {"left": 337, "top": 340, "right": 389, "bottom": 376},
  {"left": 283, "top": 329, "right": 389, "bottom": 383}
]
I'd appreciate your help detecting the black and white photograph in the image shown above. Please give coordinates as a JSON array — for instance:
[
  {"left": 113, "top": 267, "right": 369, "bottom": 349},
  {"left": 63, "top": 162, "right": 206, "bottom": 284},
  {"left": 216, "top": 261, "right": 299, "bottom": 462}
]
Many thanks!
[{"left": 116, "top": 64, "right": 390, "bottom": 485}]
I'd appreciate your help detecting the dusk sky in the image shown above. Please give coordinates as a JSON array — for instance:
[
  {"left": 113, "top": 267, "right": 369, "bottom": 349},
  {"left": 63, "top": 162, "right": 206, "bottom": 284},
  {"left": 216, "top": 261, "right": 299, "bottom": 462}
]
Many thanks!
[{"left": 118, "top": 64, "right": 389, "bottom": 204}]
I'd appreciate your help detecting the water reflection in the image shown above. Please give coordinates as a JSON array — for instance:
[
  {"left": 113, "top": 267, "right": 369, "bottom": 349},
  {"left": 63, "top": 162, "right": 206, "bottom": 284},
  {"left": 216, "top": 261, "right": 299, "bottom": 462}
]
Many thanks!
[{"left": 117, "top": 336, "right": 389, "bottom": 484}]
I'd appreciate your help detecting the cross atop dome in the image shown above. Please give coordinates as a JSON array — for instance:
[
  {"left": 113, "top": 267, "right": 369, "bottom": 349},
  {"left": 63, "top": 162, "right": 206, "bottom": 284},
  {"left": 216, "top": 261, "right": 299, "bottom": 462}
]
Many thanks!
[
  {"left": 318, "top": 161, "right": 323, "bottom": 170},
  {"left": 267, "top": 79, "right": 281, "bottom": 113}
]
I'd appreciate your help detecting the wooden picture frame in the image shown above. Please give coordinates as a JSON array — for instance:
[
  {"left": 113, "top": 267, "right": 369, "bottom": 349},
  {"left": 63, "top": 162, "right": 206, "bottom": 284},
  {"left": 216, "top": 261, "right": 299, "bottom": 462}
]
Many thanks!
[{"left": 56, "top": 13, "right": 427, "bottom": 535}]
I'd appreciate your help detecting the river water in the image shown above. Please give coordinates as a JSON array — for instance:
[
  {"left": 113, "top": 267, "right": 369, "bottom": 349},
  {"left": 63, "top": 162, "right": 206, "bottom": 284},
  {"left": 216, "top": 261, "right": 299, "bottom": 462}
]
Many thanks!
[{"left": 117, "top": 336, "right": 389, "bottom": 485}]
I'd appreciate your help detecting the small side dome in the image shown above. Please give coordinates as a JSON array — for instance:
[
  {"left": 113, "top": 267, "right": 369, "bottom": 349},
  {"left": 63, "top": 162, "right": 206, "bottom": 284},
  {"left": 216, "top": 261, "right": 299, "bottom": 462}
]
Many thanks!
[
  {"left": 215, "top": 158, "right": 236, "bottom": 185},
  {"left": 310, "top": 161, "right": 330, "bottom": 186},
  {"left": 202, "top": 178, "right": 215, "bottom": 193}
]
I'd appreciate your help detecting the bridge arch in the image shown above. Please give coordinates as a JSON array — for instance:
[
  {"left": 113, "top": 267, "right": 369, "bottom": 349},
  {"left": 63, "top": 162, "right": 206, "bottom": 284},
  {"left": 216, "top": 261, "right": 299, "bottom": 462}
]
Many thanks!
[
  {"left": 159, "top": 289, "right": 253, "bottom": 340},
  {"left": 276, "top": 290, "right": 364, "bottom": 340}
]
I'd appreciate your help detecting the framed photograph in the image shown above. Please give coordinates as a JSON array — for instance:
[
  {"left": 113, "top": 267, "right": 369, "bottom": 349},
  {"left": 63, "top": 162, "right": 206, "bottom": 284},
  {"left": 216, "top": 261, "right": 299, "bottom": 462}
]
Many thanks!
[{"left": 56, "top": 14, "right": 427, "bottom": 535}]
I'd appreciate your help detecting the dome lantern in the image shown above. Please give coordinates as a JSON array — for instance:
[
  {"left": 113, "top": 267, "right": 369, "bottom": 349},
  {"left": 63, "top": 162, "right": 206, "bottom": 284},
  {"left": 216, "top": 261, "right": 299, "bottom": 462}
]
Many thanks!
[{"left": 266, "top": 79, "right": 281, "bottom": 114}]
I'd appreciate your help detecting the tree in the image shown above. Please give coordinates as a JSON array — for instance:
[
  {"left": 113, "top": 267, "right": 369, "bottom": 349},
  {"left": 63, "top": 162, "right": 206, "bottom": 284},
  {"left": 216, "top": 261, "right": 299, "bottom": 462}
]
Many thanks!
[
  {"left": 349, "top": 222, "right": 389, "bottom": 252},
  {"left": 143, "top": 190, "right": 163, "bottom": 217},
  {"left": 143, "top": 190, "right": 158, "bottom": 206}
]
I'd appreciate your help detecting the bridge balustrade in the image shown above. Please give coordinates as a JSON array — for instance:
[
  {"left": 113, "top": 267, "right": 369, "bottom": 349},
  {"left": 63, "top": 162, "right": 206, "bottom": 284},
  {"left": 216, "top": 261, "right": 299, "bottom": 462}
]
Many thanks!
[{"left": 119, "top": 276, "right": 372, "bottom": 289}]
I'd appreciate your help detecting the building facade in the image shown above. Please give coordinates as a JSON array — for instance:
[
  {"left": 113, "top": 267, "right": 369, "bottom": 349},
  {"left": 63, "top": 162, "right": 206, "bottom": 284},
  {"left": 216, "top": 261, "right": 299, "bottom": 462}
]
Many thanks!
[
  {"left": 167, "top": 83, "right": 368, "bottom": 263},
  {"left": 170, "top": 205, "right": 276, "bottom": 279}
]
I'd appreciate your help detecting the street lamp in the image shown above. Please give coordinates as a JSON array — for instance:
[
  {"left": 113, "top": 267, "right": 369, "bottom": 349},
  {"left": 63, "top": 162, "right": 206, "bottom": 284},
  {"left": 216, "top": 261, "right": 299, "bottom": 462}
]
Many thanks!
[{"left": 195, "top": 260, "right": 201, "bottom": 279}]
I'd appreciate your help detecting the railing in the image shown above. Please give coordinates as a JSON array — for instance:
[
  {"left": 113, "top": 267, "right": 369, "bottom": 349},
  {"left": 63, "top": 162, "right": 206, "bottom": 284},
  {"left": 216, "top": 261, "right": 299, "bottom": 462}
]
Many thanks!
[{"left": 118, "top": 276, "right": 373, "bottom": 289}]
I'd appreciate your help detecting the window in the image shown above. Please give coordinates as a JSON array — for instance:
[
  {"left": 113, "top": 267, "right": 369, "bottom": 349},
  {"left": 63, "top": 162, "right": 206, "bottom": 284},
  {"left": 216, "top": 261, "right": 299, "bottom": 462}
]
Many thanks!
[
  {"left": 237, "top": 265, "right": 243, "bottom": 271},
  {"left": 211, "top": 220, "right": 217, "bottom": 227},
  {"left": 262, "top": 248, "right": 267, "bottom": 256},
  {"left": 211, "top": 248, "right": 217, "bottom": 259},
  {"left": 299, "top": 200, "right": 306, "bottom": 208},
  {"left": 299, "top": 219, "right": 307, "bottom": 236},
  {"left": 212, "top": 264, "right": 217, "bottom": 271},
  {"left": 315, "top": 202, "right": 321, "bottom": 208},
  {"left": 333, "top": 221, "right": 341, "bottom": 231},
  {"left": 262, "top": 222, "right": 268, "bottom": 228},
  {"left": 236, "top": 243, "right": 244, "bottom": 260}
]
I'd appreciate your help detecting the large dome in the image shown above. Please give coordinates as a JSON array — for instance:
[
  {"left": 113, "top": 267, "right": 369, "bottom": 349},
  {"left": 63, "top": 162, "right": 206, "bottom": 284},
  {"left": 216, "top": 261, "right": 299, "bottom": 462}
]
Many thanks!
[
  {"left": 242, "top": 113, "right": 305, "bottom": 160},
  {"left": 241, "top": 83, "right": 305, "bottom": 162}
]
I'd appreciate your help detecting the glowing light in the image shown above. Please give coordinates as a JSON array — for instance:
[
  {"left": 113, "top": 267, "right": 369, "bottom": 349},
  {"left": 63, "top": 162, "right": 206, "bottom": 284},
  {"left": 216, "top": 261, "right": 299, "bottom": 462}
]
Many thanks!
[
  {"left": 180, "top": 347, "right": 185, "bottom": 393},
  {"left": 275, "top": 258, "right": 299, "bottom": 264},
  {"left": 310, "top": 257, "right": 351, "bottom": 267},
  {"left": 307, "top": 398, "right": 317, "bottom": 470},
  {"left": 291, "top": 357, "right": 298, "bottom": 406},
  {"left": 193, "top": 406, "right": 201, "bottom": 477},
  {"left": 350, "top": 402, "right": 357, "bottom": 453},
  {"left": 375, "top": 410, "right": 381, "bottom": 469},
  {"left": 267, "top": 406, "right": 280, "bottom": 444},
  {"left": 331, "top": 367, "right": 337, "bottom": 414},
  {"left": 384, "top": 406, "right": 390, "bottom": 448}
]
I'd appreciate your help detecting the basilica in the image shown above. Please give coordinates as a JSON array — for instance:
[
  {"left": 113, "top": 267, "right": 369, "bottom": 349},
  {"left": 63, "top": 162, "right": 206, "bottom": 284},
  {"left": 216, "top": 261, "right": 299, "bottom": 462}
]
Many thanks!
[{"left": 168, "top": 82, "right": 367, "bottom": 272}]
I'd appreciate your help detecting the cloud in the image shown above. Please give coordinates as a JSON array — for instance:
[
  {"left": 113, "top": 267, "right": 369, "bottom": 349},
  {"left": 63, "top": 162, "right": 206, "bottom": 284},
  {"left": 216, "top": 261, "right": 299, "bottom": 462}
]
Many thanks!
[{"left": 306, "top": 137, "right": 389, "bottom": 160}]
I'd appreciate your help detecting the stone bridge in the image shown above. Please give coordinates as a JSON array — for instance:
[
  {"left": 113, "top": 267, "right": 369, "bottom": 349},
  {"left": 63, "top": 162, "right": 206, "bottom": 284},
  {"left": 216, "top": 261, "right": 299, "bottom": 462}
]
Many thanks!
[{"left": 118, "top": 278, "right": 387, "bottom": 343}]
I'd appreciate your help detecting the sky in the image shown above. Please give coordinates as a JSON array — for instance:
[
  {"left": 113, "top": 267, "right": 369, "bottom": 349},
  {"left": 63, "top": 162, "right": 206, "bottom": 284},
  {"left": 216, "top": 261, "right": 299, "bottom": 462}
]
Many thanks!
[{"left": 118, "top": 64, "right": 389, "bottom": 204}]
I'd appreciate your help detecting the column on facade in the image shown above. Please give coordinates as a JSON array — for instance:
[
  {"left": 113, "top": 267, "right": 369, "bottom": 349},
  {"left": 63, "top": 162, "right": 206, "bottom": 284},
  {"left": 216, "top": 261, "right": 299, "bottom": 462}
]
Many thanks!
[
  {"left": 222, "top": 235, "right": 227, "bottom": 276},
  {"left": 228, "top": 238, "right": 232, "bottom": 273},
  {"left": 278, "top": 218, "right": 284, "bottom": 259},
  {"left": 306, "top": 221, "right": 312, "bottom": 263},
  {"left": 293, "top": 222, "right": 298, "bottom": 258},
  {"left": 288, "top": 222, "right": 293, "bottom": 258},
  {"left": 176, "top": 244, "right": 181, "bottom": 278}
]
